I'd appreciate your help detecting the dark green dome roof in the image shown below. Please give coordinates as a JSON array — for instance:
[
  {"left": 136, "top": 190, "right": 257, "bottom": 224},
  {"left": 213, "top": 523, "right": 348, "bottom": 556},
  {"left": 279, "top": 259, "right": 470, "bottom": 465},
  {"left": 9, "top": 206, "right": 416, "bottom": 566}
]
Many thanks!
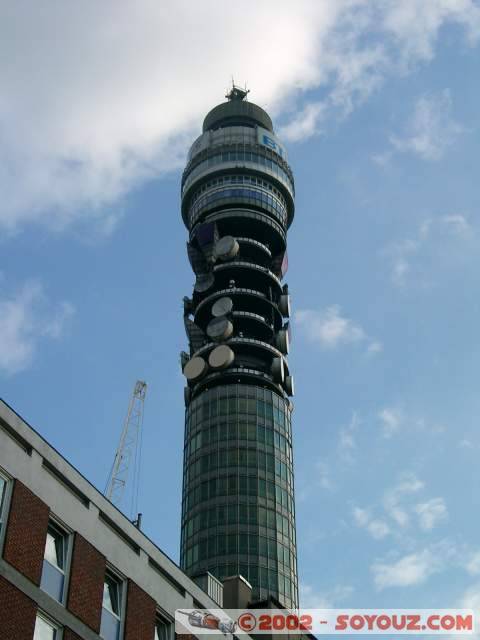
[{"left": 203, "top": 96, "right": 273, "bottom": 133}]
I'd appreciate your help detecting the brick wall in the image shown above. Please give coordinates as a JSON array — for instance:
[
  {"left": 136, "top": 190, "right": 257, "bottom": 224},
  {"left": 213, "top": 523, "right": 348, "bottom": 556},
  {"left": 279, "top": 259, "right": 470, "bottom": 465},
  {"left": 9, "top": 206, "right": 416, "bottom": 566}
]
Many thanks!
[
  {"left": 67, "top": 533, "right": 106, "bottom": 633},
  {"left": 2, "top": 480, "right": 50, "bottom": 585},
  {"left": 0, "top": 574, "right": 37, "bottom": 640},
  {"left": 124, "top": 579, "right": 157, "bottom": 640}
]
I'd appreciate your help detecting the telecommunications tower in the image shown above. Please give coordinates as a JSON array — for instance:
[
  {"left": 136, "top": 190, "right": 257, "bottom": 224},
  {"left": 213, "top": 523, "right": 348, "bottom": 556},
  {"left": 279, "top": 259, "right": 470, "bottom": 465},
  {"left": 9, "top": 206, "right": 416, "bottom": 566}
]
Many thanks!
[{"left": 179, "top": 88, "right": 298, "bottom": 607}]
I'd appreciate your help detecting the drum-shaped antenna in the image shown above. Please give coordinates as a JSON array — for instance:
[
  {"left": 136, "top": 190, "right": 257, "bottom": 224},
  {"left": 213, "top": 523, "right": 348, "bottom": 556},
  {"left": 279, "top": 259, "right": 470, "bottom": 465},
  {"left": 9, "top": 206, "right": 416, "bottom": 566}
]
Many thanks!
[
  {"left": 271, "top": 357, "right": 285, "bottom": 382},
  {"left": 183, "top": 356, "right": 208, "bottom": 381},
  {"left": 214, "top": 236, "right": 239, "bottom": 261},
  {"left": 206, "top": 316, "right": 234, "bottom": 341},
  {"left": 212, "top": 296, "right": 233, "bottom": 317},
  {"left": 275, "top": 329, "right": 290, "bottom": 355},
  {"left": 284, "top": 375, "right": 295, "bottom": 397},
  {"left": 278, "top": 294, "right": 291, "bottom": 318},
  {"left": 208, "top": 345, "right": 235, "bottom": 370}
]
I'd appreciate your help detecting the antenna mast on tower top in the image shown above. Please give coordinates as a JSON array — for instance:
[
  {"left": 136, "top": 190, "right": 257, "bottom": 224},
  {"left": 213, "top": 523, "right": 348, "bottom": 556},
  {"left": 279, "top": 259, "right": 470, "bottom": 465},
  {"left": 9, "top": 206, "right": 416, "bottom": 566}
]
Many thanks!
[
  {"left": 105, "top": 380, "right": 147, "bottom": 520},
  {"left": 226, "top": 82, "right": 249, "bottom": 101}
]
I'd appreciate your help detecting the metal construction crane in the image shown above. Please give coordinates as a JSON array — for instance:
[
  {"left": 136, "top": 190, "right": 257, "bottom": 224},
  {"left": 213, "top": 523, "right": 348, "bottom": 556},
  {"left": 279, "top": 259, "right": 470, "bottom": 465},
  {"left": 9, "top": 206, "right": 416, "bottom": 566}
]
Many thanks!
[{"left": 105, "top": 380, "right": 147, "bottom": 521}]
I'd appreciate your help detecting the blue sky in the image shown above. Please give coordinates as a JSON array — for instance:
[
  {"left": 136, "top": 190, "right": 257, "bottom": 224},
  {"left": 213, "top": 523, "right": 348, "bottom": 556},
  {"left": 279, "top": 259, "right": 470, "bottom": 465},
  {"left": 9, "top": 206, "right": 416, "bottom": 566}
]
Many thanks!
[{"left": 1, "top": 0, "right": 480, "bottom": 617}]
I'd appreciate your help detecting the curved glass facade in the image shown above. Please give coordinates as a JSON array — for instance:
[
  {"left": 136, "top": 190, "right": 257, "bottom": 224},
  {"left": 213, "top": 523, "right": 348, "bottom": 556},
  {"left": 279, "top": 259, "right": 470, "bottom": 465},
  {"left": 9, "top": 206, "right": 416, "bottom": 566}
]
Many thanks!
[
  {"left": 179, "top": 92, "right": 298, "bottom": 609},
  {"left": 181, "top": 384, "right": 298, "bottom": 608},
  {"left": 188, "top": 188, "right": 288, "bottom": 229},
  {"left": 182, "top": 148, "right": 295, "bottom": 196},
  {"left": 189, "top": 175, "right": 288, "bottom": 209}
]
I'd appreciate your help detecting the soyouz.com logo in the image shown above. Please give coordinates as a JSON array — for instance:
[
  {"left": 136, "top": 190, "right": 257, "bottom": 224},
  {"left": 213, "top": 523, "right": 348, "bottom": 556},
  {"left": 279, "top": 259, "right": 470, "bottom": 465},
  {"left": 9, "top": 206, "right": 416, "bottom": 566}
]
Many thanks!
[{"left": 175, "top": 609, "right": 475, "bottom": 635}]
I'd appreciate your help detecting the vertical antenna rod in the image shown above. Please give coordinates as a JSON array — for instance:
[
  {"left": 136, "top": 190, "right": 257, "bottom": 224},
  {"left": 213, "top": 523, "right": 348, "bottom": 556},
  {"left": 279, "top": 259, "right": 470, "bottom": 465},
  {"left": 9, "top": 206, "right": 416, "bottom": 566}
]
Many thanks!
[{"left": 105, "top": 380, "right": 147, "bottom": 517}]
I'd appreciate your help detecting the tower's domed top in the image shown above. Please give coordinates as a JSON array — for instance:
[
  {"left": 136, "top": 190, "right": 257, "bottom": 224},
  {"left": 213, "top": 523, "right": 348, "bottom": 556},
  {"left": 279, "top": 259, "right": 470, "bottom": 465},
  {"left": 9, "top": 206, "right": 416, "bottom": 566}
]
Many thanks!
[{"left": 202, "top": 85, "right": 273, "bottom": 133}]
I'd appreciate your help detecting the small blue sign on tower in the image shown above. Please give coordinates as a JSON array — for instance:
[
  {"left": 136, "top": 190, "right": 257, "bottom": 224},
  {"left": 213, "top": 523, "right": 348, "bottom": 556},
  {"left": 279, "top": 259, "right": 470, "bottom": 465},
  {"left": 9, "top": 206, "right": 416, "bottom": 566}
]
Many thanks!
[{"left": 257, "top": 126, "right": 287, "bottom": 160}]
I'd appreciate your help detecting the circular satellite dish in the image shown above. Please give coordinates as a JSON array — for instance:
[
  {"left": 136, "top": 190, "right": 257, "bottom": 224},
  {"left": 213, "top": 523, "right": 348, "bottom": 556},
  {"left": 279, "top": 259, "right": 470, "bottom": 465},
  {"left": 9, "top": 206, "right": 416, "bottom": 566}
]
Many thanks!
[
  {"left": 271, "top": 357, "right": 285, "bottom": 382},
  {"left": 285, "top": 321, "right": 292, "bottom": 343},
  {"left": 214, "top": 236, "right": 239, "bottom": 261},
  {"left": 183, "top": 356, "right": 208, "bottom": 381},
  {"left": 275, "top": 329, "right": 290, "bottom": 355},
  {"left": 212, "top": 296, "right": 233, "bottom": 317},
  {"left": 278, "top": 294, "right": 291, "bottom": 318},
  {"left": 284, "top": 375, "right": 295, "bottom": 397},
  {"left": 208, "top": 345, "right": 235, "bottom": 370},
  {"left": 206, "top": 316, "right": 233, "bottom": 341},
  {"left": 194, "top": 273, "right": 215, "bottom": 293}
]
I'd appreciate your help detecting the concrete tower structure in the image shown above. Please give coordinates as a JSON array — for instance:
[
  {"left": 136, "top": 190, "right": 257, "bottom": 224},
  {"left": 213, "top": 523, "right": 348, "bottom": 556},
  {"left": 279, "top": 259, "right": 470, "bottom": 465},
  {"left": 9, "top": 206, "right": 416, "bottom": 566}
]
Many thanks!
[{"left": 179, "top": 88, "right": 298, "bottom": 608}]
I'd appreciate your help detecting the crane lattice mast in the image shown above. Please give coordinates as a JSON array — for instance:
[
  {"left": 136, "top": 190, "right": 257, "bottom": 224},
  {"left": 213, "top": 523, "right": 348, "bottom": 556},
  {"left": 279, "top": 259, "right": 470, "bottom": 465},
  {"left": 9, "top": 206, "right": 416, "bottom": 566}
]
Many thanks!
[{"left": 105, "top": 380, "right": 147, "bottom": 518}]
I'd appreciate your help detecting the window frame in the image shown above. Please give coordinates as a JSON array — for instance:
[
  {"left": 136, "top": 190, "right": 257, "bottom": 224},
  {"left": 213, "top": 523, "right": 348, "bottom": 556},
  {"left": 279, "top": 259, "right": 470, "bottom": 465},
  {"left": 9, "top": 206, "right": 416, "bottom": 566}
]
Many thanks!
[
  {"left": 154, "top": 610, "right": 174, "bottom": 640},
  {"left": 0, "top": 468, "right": 12, "bottom": 553},
  {"left": 44, "top": 521, "right": 67, "bottom": 570},
  {"left": 100, "top": 567, "right": 125, "bottom": 640},
  {"left": 33, "top": 611, "right": 61, "bottom": 640},
  {"left": 40, "top": 517, "right": 72, "bottom": 604}
]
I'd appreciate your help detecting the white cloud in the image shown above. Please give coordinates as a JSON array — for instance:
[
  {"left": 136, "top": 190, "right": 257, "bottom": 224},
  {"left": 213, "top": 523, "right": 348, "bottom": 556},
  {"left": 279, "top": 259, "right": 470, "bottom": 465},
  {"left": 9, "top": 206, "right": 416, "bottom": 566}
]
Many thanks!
[
  {"left": 300, "top": 583, "right": 354, "bottom": 608},
  {"left": 386, "top": 219, "right": 431, "bottom": 286},
  {"left": 371, "top": 150, "right": 393, "bottom": 167},
  {"left": 0, "top": 1, "right": 338, "bottom": 231},
  {"left": 382, "top": 1, "right": 480, "bottom": 62},
  {"left": 383, "top": 472, "right": 425, "bottom": 528},
  {"left": 391, "top": 472, "right": 425, "bottom": 495},
  {"left": 442, "top": 213, "right": 473, "bottom": 235},
  {"left": 465, "top": 552, "right": 480, "bottom": 576},
  {"left": 367, "top": 341, "right": 383, "bottom": 354},
  {"left": 367, "top": 519, "right": 391, "bottom": 540},
  {"left": 374, "top": 542, "right": 480, "bottom": 592},
  {"left": 353, "top": 472, "right": 428, "bottom": 540},
  {"left": 353, "top": 507, "right": 391, "bottom": 540},
  {"left": 456, "top": 584, "right": 480, "bottom": 639},
  {"left": 414, "top": 416, "right": 447, "bottom": 435},
  {"left": 338, "top": 411, "right": 360, "bottom": 462},
  {"left": 459, "top": 438, "right": 476, "bottom": 450},
  {"left": 295, "top": 306, "right": 381, "bottom": 353},
  {"left": 316, "top": 461, "right": 334, "bottom": 490},
  {"left": 372, "top": 547, "right": 445, "bottom": 589},
  {"left": 460, "top": 583, "right": 480, "bottom": 608},
  {"left": 353, "top": 506, "right": 370, "bottom": 527},
  {"left": 279, "top": 102, "right": 326, "bottom": 142},
  {"left": 390, "top": 89, "right": 464, "bottom": 160},
  {"left": 384, "top": 214, "right": 476, "bottom": 286},
  {"left": 378, "top": 407, "right": 402, "bottom": 438},
  {"left": 355, "top": 472, "right": 450, "bottom": 541},
  {"left": 296, "top": 306, "right": 363, "bottom": 348},
  {"left": 415, "top": 497, "right": 448, "bottom": 531},
  {"left": 297, "top": 458, "right": 336, "bottom": 502},
  {"left": 1, "top": 2, "right": 479, "bottom": 231},
  {"left": 0, "top": 280, "right": 74, "bottom": 375}
]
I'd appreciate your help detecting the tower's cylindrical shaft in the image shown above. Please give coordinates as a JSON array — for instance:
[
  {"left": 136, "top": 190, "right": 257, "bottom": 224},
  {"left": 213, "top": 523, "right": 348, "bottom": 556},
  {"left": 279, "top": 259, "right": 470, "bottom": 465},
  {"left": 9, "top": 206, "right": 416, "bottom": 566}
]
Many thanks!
[{"left": 179, "top": 90, "right": 298, "bottom": 608}]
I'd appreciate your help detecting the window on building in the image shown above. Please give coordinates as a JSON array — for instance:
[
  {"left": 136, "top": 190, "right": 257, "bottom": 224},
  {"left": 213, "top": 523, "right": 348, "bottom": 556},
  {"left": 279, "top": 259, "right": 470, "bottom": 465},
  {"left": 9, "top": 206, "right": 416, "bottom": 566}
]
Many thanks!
[
  {"left": 0, "top": 471, "right": 9, "bottom": 535},
  {"left": 33, "top": 613, "right": 59, "bottom": 640},
  {"left": 155, "top": 614, "right": 173, "bottom": 640},
  {"left": 40, "top": 521, "right": 68, "bottom": 602},
  {"left": 101, "top": 571, "right": 123, "bottom": 640}
]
